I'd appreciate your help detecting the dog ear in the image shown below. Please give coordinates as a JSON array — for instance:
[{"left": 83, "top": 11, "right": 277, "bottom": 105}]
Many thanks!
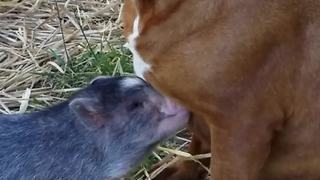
[
  {"left": 123, "top": 0, "right": 183, "bottom": 33},
  {"left": 69, "top": 98, "right": 110, "bottom": 130},
  {"left": 122, "top": 0, "right": 155, "bottom": 35}
]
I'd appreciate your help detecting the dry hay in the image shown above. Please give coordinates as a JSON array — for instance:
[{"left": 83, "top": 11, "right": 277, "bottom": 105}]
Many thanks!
[
  {"left": 0, "top": 0, "right": 210, "bottom": 179},
  {"left": 0, "top": 0, "right": 123, "bottom": 113}
]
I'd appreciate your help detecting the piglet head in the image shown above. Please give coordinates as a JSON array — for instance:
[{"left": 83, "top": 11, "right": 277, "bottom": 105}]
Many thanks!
[{"left": 68, "top": 76, "right": 189, "bottom": 178}]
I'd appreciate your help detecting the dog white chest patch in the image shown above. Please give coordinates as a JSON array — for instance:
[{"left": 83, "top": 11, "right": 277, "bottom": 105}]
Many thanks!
[{"left": 124, "top": 16, "right": 151, "bottom": 80}]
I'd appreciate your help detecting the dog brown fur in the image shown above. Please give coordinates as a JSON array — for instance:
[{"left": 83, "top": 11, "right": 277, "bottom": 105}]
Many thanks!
[{"left": 122, "top": 0, "right": 320, "bottom": 179}]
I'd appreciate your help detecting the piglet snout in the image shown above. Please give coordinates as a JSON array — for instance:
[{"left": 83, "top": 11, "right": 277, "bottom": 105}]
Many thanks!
[{"left": 160, "top": 97, "right": 188, "bottom": 118}]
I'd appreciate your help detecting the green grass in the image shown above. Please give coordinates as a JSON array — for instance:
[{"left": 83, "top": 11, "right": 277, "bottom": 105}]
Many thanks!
[
  {"left": 44, "top": 45, "right": 133, "bottom": 90},
  {"left": 27, "top": 44, "right": 133, "bottom": 111}
]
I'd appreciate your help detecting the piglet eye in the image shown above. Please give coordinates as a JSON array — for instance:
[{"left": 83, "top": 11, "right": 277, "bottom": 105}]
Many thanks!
[{"left": 128, "top": 101, "right": 144, "bottom": 111}]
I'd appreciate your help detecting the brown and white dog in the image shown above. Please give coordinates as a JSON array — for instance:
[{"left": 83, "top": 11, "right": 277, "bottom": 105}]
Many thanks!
[{"left": 122, "top": 0, "right": 320, "bottom": 180}]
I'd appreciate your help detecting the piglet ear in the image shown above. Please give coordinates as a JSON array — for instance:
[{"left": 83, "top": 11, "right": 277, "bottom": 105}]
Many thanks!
[{"left": 69, "top": 98, "right": 108, "bottom": 130}]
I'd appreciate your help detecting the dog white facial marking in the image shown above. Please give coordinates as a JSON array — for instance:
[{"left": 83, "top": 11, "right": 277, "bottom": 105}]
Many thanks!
[
  {"left": 125, "top": 16, "right": 151, "bottom": 80},
  {"left": 121, "top": 77, "right": 143, "bottom": 89}
]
